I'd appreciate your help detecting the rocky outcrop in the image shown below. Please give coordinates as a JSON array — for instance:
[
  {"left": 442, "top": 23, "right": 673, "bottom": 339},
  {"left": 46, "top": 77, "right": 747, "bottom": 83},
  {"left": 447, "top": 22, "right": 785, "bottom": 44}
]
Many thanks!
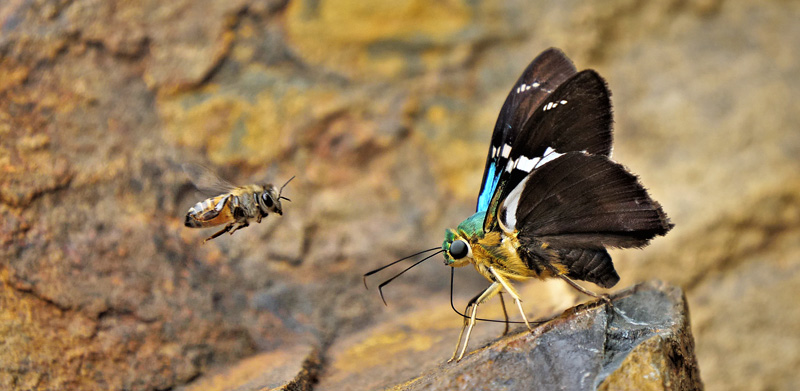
[{"left": 1, "top": 1, "right": 797, "bottom": 390}]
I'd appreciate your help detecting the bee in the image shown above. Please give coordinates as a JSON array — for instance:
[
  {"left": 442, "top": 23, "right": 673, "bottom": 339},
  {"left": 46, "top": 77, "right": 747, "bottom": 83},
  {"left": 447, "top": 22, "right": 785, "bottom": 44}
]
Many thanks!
[{"left": 182, "top": 164, "right": 294, "bottom": 243}]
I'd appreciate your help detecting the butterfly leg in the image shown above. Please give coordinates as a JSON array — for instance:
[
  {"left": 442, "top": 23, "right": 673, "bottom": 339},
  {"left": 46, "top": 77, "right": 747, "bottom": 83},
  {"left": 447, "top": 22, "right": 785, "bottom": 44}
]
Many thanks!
[
  {"left": 498, "top": 292, "right": 510, "bottom": 336},
  {"left": 204, "top": 224, "right": 233, "bottom": 243},
  {"left": 448, "top": 295, "right": 478, "bottom": 363},
  {"left": 558, "top": 274, "right": 611, "bottom": 305},
  {"left": 489, "top": 267, "right": 532, "bottom": 331},
  {"left": 449, "top": 281, "right": 503, "bottom": 363}
]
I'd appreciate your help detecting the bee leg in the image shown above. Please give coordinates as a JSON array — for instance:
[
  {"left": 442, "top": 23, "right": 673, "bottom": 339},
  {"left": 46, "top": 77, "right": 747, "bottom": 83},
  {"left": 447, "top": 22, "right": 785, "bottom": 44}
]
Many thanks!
[
  {"left": 204, "top": 224, "right": 233, "bottom": 243},
  {"left": 558, "top": 274, "right": 612, "bottom": 305},
  {"left": 498, "top": 292, "right": 510, "bottom": 336},
  {"left": 489, "top": 267, "right": 532, "bottom": 331},
  {"left": 228, "top": 220, "right": 249, "bottom": 235},
  {"left": 449, "top": 281, "right": 503, "bottom": 363}
]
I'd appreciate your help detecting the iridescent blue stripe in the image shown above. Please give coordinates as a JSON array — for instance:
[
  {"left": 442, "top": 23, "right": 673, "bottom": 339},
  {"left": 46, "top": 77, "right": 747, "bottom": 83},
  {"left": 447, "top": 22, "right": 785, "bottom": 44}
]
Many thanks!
[{"left": 477, "top": 164, "right": 500, "bottom": 212}]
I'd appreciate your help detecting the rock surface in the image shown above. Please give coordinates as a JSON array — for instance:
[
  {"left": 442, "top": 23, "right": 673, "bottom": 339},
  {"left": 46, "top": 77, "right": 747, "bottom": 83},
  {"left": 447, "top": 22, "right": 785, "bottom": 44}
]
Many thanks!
[
  {"left": 321, "top": 281, "right": 701, "bottom": 391},
  {"left": 1, "top": 0, "right": 798, "bottom": 390},
  {"left": 176, "top": 344, "right": 322, "bottom": 391},
  {"left": 157, "top": 281, "right": 702, "bottom": 391}
]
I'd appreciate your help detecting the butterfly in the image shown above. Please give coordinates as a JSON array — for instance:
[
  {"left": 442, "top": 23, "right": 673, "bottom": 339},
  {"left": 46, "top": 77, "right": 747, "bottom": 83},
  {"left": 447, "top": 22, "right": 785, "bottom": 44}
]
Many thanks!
[{"left": 365, "top": 48, "right": 673, "bottom": 362}]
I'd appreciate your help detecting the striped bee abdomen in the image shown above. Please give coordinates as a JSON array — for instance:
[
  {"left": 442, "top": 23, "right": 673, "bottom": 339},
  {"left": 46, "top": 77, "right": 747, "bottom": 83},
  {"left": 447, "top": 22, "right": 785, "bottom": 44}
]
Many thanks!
[{"left": 185, "top": 195, "right": 232, "bottom": 228}]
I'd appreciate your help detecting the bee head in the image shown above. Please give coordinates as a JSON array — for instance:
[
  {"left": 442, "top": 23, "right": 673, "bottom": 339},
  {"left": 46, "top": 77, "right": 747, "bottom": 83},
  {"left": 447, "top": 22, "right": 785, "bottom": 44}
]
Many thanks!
[
  {"left": 257, "top": 176, "right": 295, "bottom": 216},
  {"left": 442, "top": 228, "right": 473, "bottom": 267},
  {"left": 258, "top": 187, "right": 282, "bottom": 215}
]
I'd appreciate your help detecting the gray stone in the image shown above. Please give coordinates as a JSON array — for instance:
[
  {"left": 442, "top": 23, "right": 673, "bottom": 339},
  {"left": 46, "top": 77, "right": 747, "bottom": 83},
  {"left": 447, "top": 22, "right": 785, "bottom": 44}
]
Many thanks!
[{"left": 394, "top": 281, "right": 702, "bottom": 391}]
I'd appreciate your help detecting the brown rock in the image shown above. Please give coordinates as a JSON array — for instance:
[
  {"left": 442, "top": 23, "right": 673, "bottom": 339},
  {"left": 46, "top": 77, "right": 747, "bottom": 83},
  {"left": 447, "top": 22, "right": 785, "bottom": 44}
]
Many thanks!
[
  {"left": 1, "top": 0, "right": 797, "bottom": 390},
  {"left": 178, "top": 344, "right": 322, "bottom": 391}
]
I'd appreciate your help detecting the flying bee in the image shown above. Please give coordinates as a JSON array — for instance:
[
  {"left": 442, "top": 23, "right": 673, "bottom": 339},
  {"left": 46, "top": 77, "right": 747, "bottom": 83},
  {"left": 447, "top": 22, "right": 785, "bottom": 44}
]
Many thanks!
[{"left": 182, "top": 164, "right": 294, "bottom": 243}]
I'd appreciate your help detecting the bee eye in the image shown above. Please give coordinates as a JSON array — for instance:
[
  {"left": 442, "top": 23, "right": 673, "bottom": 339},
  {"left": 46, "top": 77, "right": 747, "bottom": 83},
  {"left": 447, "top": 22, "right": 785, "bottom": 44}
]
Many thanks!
[
  {"left": 449, "top": 239, "right": 469, "bottom": 259},
  {"left": 262, "top": 193, "right": 274, "bottom": 208}
]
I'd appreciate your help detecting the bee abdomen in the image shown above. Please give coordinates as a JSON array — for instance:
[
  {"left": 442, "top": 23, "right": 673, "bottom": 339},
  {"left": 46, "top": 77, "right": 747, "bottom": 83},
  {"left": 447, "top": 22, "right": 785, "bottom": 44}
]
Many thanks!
[
  {"left": 185, "top": 196, "right": 230, "bottom": 227},
  {"left": 185, "top": 214, "right": 203, "bottom": 228}
]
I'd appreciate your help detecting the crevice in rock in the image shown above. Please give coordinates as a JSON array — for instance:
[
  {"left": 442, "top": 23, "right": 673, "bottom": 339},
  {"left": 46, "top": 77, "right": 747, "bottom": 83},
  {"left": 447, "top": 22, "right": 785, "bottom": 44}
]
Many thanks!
[
  {"left": 282, "top": 347, "right": 325, "bottom": 391},
  {"left": 95, "top": 306, "right": 160, "bottom": 325},
  {"left": 3, "top": 274, "right": 71, "bottom": 312}
]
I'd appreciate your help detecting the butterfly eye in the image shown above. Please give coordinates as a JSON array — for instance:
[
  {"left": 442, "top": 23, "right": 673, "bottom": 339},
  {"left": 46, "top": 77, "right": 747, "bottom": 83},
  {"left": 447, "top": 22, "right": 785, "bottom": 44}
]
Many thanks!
[
  {"left": 262, "top": 193, "right": 274, "bottom": 208},
  {"left": 449, "top": 239, "right": 469, "bottom": 259}
]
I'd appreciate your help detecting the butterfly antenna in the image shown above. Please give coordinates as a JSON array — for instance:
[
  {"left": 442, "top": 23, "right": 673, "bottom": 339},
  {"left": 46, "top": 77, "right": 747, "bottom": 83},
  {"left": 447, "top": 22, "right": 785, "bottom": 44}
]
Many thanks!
[
  {"left": 377, "top": 250, "right": 444, "bottom": 306},
  {"left": 362, "top": 247, "right": 440, "bottom": 289}
]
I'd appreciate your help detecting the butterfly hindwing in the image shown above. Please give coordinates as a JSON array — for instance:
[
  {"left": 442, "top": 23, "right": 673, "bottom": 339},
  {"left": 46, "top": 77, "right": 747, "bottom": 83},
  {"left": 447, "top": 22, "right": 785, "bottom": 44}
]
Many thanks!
[
  {"left": 500, "top": 152, "right": 672, "bottom": 286},
  {"left": 505, "top": 152, "right": 673, "bottom": 248},
  {"left": 483, "top": 70, "right": 614, "bottom": 231},
  {"left": 558, "top": 248, "right": 619, "bottom": 289},
  {"left": 476, "top": 48, "right": 577, "bottom": 213}
]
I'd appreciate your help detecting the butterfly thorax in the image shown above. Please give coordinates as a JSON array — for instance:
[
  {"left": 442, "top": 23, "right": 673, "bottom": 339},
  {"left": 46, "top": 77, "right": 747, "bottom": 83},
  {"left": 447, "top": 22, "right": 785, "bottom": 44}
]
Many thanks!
[{"left": 443, "top": 212, "right": 544, "bottom": 283}]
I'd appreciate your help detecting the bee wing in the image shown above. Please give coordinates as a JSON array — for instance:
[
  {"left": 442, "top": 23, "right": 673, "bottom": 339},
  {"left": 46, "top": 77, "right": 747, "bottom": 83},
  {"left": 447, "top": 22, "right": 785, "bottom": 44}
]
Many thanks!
[{"left": 182, "top": 163, "right": 237, "bottom": 195}]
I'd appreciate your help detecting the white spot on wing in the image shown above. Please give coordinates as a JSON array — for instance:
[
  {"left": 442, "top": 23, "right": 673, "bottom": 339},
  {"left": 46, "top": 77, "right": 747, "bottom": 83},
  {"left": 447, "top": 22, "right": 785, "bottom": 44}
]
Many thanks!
[
  {"left": 515, "top": 155, "right": 540, "bottom": 172},
  {"left": 517, "top": 81, "right": 545, "bottom": 94},
  {"left": 501, "top": 144, "right": 512, "bottom": 158},
  {"left": 498, "top": 174, "right": 531, "bottom": 233},
  {"left": 505, "top": 159, "right": 515, "bottom": 173},
  {"left": 543, "top": 99, "right": 569, "bottom": 112},
  {"left": 535, "top": 147, "right": 564, "bottom": 168}
]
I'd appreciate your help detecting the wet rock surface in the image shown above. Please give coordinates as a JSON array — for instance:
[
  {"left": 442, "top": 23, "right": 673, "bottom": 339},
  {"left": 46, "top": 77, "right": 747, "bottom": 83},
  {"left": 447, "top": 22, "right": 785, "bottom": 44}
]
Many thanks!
[{"left": 1, "top": 1, "right": 798, "bottom": 390}]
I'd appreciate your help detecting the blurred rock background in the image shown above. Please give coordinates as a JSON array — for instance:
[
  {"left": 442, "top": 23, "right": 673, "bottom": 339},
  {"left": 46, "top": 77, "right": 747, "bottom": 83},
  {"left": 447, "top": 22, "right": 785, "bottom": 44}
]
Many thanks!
[{"left": 1, "top": 0, "right": 797, "bottom": 390}]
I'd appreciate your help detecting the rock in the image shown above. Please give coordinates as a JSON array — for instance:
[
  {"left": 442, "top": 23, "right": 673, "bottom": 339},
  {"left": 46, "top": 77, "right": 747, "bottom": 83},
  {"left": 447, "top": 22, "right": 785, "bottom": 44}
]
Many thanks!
[
  {"left": 317, "top": 280, "right": 702, "bottom": 390},
  {"left": 1, "top": 0, "right": 798, "bottom": 389},
  {"left": 177, "top": 344, "right": 322, "bottom": 391}
]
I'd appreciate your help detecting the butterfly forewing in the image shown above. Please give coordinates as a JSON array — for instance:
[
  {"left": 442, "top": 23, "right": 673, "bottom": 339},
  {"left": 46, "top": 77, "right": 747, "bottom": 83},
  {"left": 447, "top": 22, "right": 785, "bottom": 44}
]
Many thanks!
[
  {"left": 482, "top": 70, "right": 614, "bottom": 232},
  {"left": 476, "top": 48, "right": 577, "bottom": 213}
]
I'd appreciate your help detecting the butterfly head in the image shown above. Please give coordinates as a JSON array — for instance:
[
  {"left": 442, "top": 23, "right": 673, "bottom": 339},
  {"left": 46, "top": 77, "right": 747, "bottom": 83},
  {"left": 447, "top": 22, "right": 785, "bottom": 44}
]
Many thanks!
[{"left": 442, "top": 228, "right": 474, "bottom": 267}]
